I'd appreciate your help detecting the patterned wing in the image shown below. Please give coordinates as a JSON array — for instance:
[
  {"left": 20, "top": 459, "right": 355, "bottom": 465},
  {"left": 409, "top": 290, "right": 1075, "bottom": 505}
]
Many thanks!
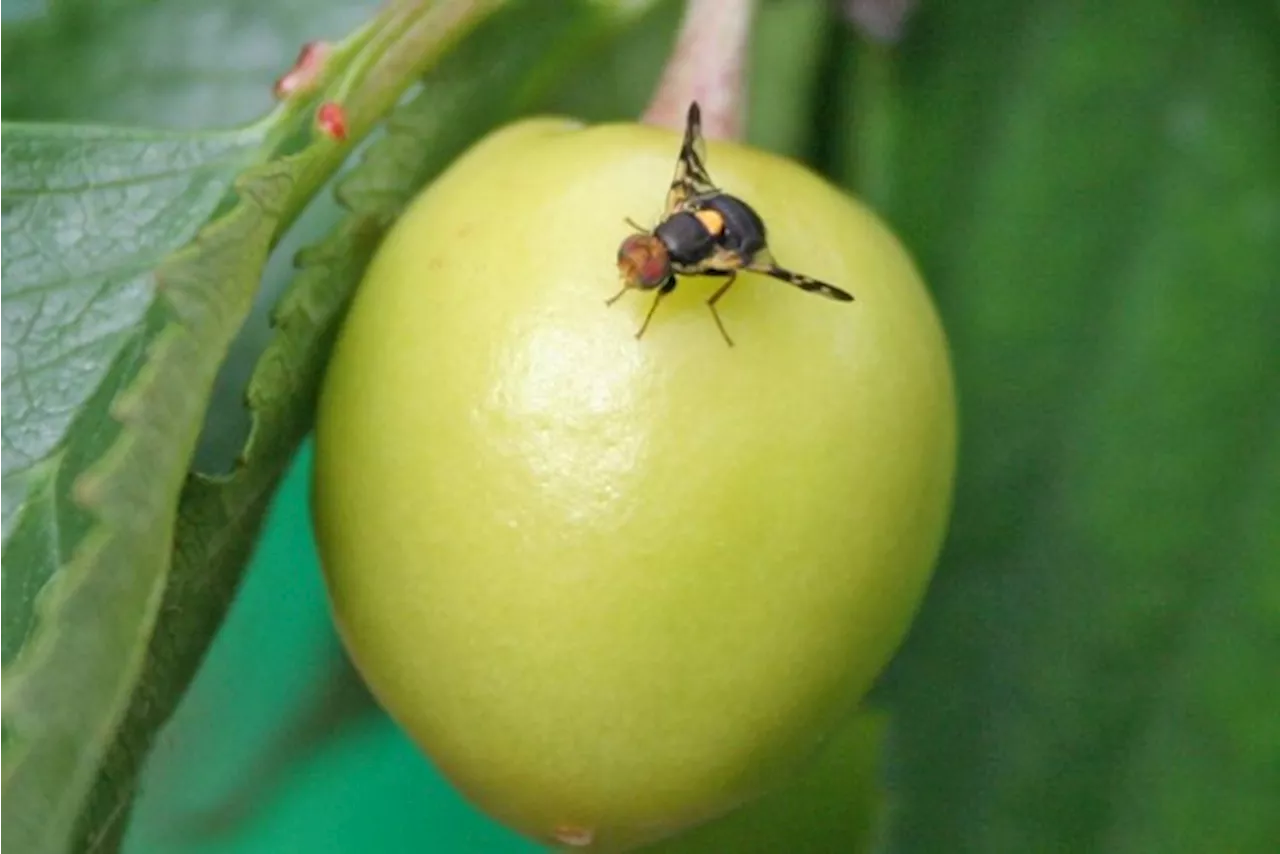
[
  {"left": 746, "top": 256, "right": 855, "bottom": 302},
  {"left": 663, "top": 101, "right": 718, "bottom": 214}
]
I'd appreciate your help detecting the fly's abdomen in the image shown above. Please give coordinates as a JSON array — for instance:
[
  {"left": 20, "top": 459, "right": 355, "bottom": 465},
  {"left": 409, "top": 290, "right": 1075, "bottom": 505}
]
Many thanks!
[{"left": 702, "top": 194, "right": 767, "bottom": 258}]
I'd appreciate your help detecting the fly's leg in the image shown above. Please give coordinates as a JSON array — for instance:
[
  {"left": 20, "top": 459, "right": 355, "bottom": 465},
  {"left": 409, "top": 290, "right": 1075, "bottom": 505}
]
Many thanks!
[
  {"left": 706, "top": 272, "right": 738, "bottom": 347},
  {"left": 635, "top": 277, "right": 677, "bottom": 340}
]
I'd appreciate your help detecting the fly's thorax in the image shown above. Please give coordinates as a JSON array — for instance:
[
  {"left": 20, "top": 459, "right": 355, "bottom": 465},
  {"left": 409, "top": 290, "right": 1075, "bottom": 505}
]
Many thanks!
[{"left": 654, "top": 211, "right": 716, "bottom": 266}]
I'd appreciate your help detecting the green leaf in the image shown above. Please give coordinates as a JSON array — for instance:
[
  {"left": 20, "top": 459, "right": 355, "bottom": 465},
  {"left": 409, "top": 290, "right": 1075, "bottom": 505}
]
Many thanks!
[
  {"left": 833, "top": 2, "right": 1280, "bottom": 852},
  {"left": 1, "top": 0, "right": 380, "bottom": 128},
  {"left": 1, "top": 121, "right": 268, "bottom": 853},
  {"left": 2, "top": 0, "right": 381, "bottom": 484},
  {"left": 1, "top": 3, "right": 513, "bottom": 851},
  {"left": 67, "top": 1, "right": 669, "bottom": 850}
]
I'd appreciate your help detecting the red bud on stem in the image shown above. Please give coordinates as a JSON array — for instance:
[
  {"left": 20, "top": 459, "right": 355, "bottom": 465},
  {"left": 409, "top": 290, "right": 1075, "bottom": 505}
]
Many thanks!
[
  {"left": 274, "top": 41, "right": 333, "bottom": 99},
  {"left": 316, "top": 102, "right": 349, "bottom": 141}
]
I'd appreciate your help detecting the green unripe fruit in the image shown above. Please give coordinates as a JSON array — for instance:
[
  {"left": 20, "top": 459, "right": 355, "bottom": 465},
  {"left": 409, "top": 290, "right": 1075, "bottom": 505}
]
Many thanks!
[{"left": 312, "top": 114, "right": 956, "bottom": 851}]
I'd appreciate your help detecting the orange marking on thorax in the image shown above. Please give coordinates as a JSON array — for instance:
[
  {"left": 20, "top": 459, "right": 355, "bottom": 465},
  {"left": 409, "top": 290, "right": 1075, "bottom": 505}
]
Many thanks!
[{"left": 694, "top": 208, "right": 726, "bottom": 236}]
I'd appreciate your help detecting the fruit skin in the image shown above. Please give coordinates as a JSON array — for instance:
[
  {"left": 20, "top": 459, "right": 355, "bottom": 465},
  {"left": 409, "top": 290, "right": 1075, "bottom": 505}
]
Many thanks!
[{"left": 312, "top": 115, "right": 956, "bottom": 852}]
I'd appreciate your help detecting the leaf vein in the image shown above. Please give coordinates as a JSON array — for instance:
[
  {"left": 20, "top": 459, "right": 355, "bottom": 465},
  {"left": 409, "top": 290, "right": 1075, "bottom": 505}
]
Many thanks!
[{"left": 0, "top": 155, "right": 256, "bottom": 199}]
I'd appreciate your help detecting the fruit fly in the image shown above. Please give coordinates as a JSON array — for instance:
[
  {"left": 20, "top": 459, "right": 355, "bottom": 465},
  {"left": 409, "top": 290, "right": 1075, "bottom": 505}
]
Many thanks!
[{"left": 609, "top": 101, "right": 855, "bottom": 347}]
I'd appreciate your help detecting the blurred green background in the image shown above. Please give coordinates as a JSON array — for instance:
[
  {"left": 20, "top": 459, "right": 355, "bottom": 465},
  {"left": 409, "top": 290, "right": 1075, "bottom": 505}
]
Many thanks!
[{"left": 4, "top": 0, "right": 1277, "bottom": 851}]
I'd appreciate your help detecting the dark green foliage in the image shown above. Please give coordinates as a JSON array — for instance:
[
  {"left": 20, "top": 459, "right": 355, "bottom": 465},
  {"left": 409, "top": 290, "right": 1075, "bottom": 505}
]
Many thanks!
[{"left": 857, "top": 3, "right": 1280, "bottom": 852}]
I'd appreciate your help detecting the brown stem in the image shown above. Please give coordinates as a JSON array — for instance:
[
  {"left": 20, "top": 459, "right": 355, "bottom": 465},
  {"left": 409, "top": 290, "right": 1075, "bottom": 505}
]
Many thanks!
[{"left": 641, "top": 0, "right": 757, "bottom": 141}]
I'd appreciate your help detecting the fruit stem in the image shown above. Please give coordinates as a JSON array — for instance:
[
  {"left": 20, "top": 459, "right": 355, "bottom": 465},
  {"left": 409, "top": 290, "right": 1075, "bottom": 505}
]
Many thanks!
[
  {"left": 842, "top": 0, "right": 918, "bottom": 43},
  {"left": 641, "top": 0, "right": 757, "bottom": 141}
]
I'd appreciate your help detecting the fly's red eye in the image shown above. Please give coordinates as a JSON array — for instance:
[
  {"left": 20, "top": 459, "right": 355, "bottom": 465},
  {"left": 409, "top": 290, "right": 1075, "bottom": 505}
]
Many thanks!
[
  {"left": 638, "top": 254, "right": 669, "bottom": 286},
  {"left": 618, "top": 235, "right": 646, "bottom": 263},
  {"left": 616, "top": 235, "right": 670, "bottom": 289},
  {"left": 617, "top": 236, "right": 669, "bottom": 288}
]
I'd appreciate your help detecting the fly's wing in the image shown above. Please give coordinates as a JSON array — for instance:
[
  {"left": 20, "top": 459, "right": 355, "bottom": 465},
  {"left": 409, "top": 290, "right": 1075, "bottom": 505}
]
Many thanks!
[
  {"left": 664, "top": 102, "right": 718, "bottom": 214},
  {"left": 676, "top": 242, "right": 854, "bottom": 303},
  {"left": 747, "top": 254, "right": 855, "bottom": 302}
]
